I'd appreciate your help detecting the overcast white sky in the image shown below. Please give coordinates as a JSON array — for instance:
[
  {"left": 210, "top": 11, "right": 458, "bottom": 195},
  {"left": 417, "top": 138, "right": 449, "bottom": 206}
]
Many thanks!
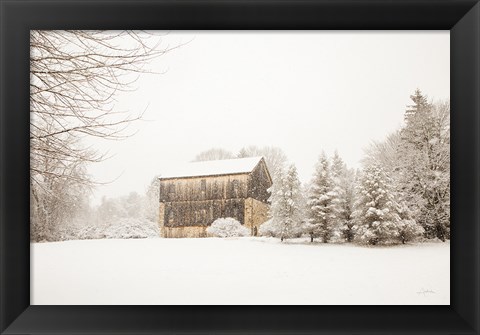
[{"left": 86, "top": 31, "right": 450, "bottom": 205}]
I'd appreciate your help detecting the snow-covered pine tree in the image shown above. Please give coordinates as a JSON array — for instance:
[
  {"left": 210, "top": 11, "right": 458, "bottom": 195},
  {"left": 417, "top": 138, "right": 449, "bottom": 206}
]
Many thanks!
[
  {"left": 297, "top": 183, "right": 311, "bottom": 238},
  {"left": 307, "top": 152, "right": 336, "bottom": 243},
  {"left": 404, "top": 88, "right": 430, "bottom": 125},
  {"left": 340, "top": 168, "right": 357, "bottom": 242},
  {"left": 330, "top": 151, "right": 350, "bottom": 242},
  {"left": 352, "top": 164, "right": 401, "bottom": 245},
  {"left": 268, "top": 164, "right": 303, "bottom": 241},
  {"left": 266, "top": 165, "right": 285, "bottom": 238}
]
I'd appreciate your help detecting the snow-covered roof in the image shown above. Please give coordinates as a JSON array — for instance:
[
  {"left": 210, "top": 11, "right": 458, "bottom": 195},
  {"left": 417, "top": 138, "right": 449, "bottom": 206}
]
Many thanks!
[{"left": 159, "top": 157, "right": 265, "bottom": 180}]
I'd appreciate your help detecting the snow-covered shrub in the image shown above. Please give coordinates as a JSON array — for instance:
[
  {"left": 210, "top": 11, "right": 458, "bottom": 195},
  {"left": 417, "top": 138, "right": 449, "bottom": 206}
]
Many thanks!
[
  {"left": 74, "top": 224, "right": 106, "bottom": 240},
  {"left": 259, "top": 219, "right": 280, "bottom": 237},
  {"left": 206, "top": 218, "right": 250, "bottom": 238},
  {"left": 67, "top": 218, "right": 159, "bottom": 240},
  {"left": 103, "top": 218, "right": 160, "bottom": 239},
  {"left": 397, "top": 219, "right": 425, "bottom": 244}
]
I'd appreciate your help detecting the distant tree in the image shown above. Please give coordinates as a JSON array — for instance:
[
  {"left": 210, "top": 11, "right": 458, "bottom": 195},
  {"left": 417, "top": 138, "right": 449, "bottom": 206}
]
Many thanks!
[
  {"left": 96, "top": 196, "right": 127, "bottom": 223},
  {"left": 237, "top": 145, "right": 288, "bottom": 179},
  {"left": 124, "top": 192, "right": 144, "bottom": 218},
  {"left": 193, "top": 148, "right": 235, "bottom": 161},
  {"left": 145, "top": 176, "right": 161, "bottom": 222},
  {"left": 68, "top": 189, "right": 162, "bottom": 241}
]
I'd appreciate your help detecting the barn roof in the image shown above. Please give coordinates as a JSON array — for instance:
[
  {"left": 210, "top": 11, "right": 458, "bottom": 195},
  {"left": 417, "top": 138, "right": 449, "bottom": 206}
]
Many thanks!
[{"left": 159, "top": 156, "right": 265, "bottom": 180}]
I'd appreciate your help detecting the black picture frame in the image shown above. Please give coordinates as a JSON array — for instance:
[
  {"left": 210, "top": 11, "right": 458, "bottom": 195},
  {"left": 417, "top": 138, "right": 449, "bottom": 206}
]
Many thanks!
[{"left": 1, "top": 0, "right": 479, "bottom": 334}]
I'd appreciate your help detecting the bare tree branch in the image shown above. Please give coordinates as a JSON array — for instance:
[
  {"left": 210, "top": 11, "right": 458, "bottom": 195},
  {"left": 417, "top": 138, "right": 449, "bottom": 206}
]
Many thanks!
[{"left": 30, "top": 30, "right": 178, "bottom": 241}]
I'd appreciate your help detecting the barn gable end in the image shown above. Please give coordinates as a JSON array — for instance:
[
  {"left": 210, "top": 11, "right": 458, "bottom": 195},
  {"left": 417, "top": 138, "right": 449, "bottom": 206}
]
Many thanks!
[{"left": 247, "top": 159, "right": 272, "bottom": 203}]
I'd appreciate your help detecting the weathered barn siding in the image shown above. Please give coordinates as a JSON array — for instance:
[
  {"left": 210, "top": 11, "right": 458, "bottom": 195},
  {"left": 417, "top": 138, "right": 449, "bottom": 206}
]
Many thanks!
[
  {"left": 163, "top": 199, "right": 245, "bottom": 227},
  {"left": 161, "top": 225, "right": 208, "bottom": 238},
  {"left": 159, "top": 203, "right": 211, "bottom": 237},
  {"left": 160, "top": 174, "right": 249, "bottom": 203},
  {"left": 159, "top": 174, "right": 248, "bottom": 227},
  {"left": 158, "top": 158, "right": 272, "bottom": 238}
]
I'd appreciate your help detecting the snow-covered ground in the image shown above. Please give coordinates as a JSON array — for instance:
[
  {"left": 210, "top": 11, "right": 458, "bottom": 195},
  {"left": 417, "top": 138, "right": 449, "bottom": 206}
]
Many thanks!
[{"left": 31, "top": 237, "right": 449, "bottom": 305}]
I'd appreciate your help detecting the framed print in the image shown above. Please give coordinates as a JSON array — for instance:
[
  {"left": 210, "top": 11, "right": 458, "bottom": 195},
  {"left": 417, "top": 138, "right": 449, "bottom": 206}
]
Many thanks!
[{"left": 1, "top": 0, "right": 479, "bottom": 334}]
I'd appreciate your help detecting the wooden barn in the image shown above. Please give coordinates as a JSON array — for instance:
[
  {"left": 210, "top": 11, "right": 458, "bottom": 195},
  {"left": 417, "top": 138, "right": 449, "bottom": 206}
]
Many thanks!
[{"left": 158, "top": 156, "right": 272, "bottom": 238}]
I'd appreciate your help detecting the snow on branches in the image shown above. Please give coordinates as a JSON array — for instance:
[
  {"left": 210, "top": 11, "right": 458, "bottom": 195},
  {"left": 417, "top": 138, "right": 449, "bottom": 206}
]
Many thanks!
[
  {"left": 268, "top": 164, "right": 305, "bottom": 241},
  {"left": 352, "top": 164, "right": 401, "bottom": 245},
  {"left": 306, "top": 152, "right": 337, "bottom": 243}
]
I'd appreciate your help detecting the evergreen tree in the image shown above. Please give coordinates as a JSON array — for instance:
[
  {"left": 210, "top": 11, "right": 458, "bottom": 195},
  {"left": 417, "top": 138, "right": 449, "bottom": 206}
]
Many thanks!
[
  {"left": 340, "top": 168, "right": 357, "bottom": 242},
  {"left": 394, "top": 187, "right": 424, "bottom": 243},
  {"left": 266, "top": 166, "right": 286, "bottom": 238},
  {"left": 404, "top": 88, "right": 430, "bottom": 124},
  {"left": 330, "top": 151, "right": 349, "bottom": 241},
  {"left": 268, "top": 164, "right": 303, "bottom": 241},
  {"left": 307, "top": 153, "right": 336, "bottom": 243},
  {"left": 353, "top": 164, "right": 401, "bottom": 245}
]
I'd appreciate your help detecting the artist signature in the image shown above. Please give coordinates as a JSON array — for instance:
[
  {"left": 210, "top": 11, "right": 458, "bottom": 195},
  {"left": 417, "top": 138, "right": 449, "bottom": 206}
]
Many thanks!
[{"left": 417, "top": 288, "right": 436, "bottom": 296}]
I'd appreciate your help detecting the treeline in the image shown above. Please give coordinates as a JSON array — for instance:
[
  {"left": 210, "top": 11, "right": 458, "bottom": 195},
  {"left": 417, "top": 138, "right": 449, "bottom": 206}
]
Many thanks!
[
  {"left": 31, "top": 177, "right": 161, "bottom": 242},
  {"left": 263, "top": 90, "right": 450, "bottom": 245}
]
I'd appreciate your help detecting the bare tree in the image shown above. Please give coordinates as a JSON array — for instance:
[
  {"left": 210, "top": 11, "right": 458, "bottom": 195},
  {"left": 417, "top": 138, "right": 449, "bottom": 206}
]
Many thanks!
[
  {"left": 193, "top": 148, "right": 235, "bottom": 162},
  {"left": 237, "top": 145, "right": 288, "bottom": 179},
  {"left": 30, "top": 30, "right": 175, "bottom": 241},
  {"left": 30, "top": 30, "right": 173, "bottom": 173}
]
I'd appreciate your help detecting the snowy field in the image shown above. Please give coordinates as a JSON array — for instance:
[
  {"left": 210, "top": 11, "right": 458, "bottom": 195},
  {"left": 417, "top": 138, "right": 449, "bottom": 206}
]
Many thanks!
[{"left": 31, "top": 238, "right": 449, "bottom": 305}]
